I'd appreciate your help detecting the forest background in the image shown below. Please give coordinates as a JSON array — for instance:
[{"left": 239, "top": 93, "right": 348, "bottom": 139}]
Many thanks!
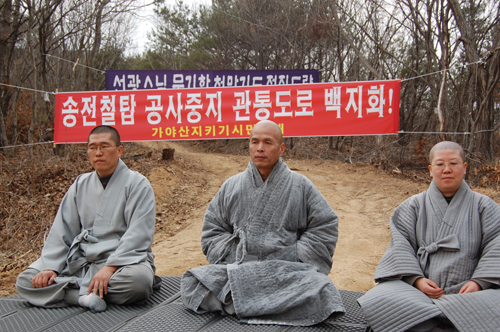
[
  {"left": 1, "top": 0, "right": 500, "bottom": 170},
  {"left": 0, "top": 0, "right": 499, "bottom": 294}
]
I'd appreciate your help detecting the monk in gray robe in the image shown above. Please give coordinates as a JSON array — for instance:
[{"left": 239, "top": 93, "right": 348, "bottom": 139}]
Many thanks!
[
  {"left": 358, "top": 141, "right": 500, "bottom": 332},
  {"left": 181, "top": 120, "right": 345, "bottom": 326},
  {"left": 16, "top": 125, "right": 157, "bottom": 312}
]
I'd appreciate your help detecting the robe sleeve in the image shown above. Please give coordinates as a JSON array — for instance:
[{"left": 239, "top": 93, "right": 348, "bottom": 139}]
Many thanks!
[
  {"left": 30, "top": 176, "right": 86, "bottom": 273},
  {"left": 296, "top": 177, "right": 339, "bottom": 275},
  {"left": 200, "top": 182, "right": 236, "bottom": 264},
  {"left": 470, "top": 195, "right": 500, "bottom": 287},
  {"left": 105, "top": 175, "right": 156, "bottom": 266},
  {"left": 374, "top": 196, "right": 425, "bottom": 282}
]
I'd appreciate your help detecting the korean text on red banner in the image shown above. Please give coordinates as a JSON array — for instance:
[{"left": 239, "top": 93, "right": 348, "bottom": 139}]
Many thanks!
[{"left": 54, "top": 80, "right": 400, "bottom": 143}]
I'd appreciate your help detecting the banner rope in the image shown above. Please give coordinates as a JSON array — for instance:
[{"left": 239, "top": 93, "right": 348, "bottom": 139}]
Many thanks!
[
  {"left": 0, "top": 141, "right": 54, "bottom": 150},
  {"left": 0, "top": 82, "right": 55, "bottom": 95},
  {"left": 2, "top": 129, "right": 497, "bottom": 149},
  {"left": 400, "top": 60, "right": 484, "bottom": 82},
  {"left": 44, "top": 54, "right": 106, "bottom": 74},
  {"left": 398, "top": 129, "right": 495, "bottom": 134}
]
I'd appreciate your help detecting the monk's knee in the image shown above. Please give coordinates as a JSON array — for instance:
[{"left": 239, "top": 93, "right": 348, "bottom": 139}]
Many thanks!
[
  {"left": 106, "top": 264, "right": 153, "bottom": 305},
  {"left": 126, "top": 279, "right": 152, "bottom": 304},
  {"left": 124, "top": 266, "right": 153, "bottom": 303},
  {"left": 16, "top": 268, "right": 38, "bottom": 292}
]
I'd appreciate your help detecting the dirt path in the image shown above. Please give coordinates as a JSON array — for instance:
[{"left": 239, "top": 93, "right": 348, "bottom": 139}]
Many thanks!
[
  {"left": 147, "top": 142, "right": 429, "bottom": 292},
  {"left": 147, "top": 141, "right": 249, "bottom": 277}
]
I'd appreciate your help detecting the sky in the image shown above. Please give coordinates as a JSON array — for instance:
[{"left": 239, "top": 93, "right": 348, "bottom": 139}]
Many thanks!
[{"left": 132, "top": 0, "right": 210, "bottom": 54}]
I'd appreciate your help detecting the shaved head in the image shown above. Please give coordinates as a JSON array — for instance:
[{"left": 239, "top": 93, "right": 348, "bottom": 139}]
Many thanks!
[
  {"left": 429, "top": 141, "right": 465, "bottom": 163},
  {"left": 249, "top": 120, "right": 285, "bottom": 181},
  {"left": 88, "top": 125, "right": 121, "bottom": 146},
  {"left": 250, "top": 120, "right": 283, "bottom": 144}
]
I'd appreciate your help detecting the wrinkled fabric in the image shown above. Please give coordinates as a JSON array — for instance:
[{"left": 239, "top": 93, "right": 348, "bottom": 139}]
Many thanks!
[
  {"left": 358, "top": 181, "right": 500, "bottom": 332},
  {"left": 17, "top": 263, "right": 154, "bottom": 308},
  {"left": 417, "top": 234, "right": 460, "bottom": 273},
  {"left": 181, "top": 158, "right": 344, "bottom": 326},
  {"left": 29, "top": 159, "right": 156, "bottom": 295}
]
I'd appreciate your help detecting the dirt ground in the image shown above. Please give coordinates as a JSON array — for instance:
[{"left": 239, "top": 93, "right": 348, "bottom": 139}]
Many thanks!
[{"left": 2, "top": 141, "right": 499, "bottom": 296}]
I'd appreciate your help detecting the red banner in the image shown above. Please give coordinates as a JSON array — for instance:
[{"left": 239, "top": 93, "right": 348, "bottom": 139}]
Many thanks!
[{"left": 54, "top": 80, "right": 400, "bottom": 143}]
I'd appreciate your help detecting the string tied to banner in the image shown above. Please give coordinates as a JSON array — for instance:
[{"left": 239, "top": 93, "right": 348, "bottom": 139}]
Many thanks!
[
  {"left": 400, "top": 60, "right": 485, "bottom": 83},
  {"left": 44, "top": 54, "right": 106, "bottom": 74},
  {"left": 0, "top": 82, "right": 55, "bottom": 96},
  {"left": 0, "top": 141, "right": 55, "bottom": 150}
]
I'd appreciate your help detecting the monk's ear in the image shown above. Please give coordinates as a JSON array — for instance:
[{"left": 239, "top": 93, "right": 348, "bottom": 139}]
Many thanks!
[
  {"left": 117, "top": 146, "right": 124, "bottom": 158},
  {"left": 428, "top": 165, "right": 433, "bottom": 177},
  {"left": 279, "top": 143, "right": 285, "bottom": 156},
  {"left": 463, "top": 162, "right": 467, "bottom": 175}
]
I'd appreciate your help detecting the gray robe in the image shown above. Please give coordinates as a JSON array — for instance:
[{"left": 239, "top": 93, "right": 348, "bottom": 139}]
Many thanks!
[
  {"left": 30, "top": 159, "right": 156, "bottom": 295},
  {"left": 181, "top": 158, "right": 345, "bottom": 326},
  {"left": 358, "top": 181, "right": 500, "bottom": 332}
]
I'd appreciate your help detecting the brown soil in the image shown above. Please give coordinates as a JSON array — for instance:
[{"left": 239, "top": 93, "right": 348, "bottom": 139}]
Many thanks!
[{"left": 2, "top": 141, "right": 500, "bottom": 296}]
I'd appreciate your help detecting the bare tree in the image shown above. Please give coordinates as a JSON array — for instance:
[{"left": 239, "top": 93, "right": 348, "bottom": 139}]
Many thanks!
[
  {"left": 449, "top": 0, "right": 500, "bottom": 160},
  {"left": 0, "top": 0, "right": 149, "bottom": 150},
  {"left": 0, "top": 0, "right": 27, "bottom": 148}
]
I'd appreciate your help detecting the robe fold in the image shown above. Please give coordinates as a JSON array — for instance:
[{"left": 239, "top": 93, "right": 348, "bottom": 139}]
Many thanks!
[
  {"left": 181, "top": 158, "right": 345, "bottom": 326},
  {"left": 29, "top": 159, "right": 156, "bottom": 295},
  {"left": 358, "top": 181, "right": 500, "bottom": 332}
]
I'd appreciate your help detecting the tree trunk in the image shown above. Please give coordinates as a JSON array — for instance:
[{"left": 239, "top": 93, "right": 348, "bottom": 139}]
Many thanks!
[
  {"left": 449, "top": 0, "right": 500, "bottom": 160},
  {"left": 11, "top": 89, "right": 19, "bottom": 147},
  {"left": 162, "top": 148, "right": 175, "bottom": 160},
  {"left": 27, "top": 0, "right": 37, "bottom": 158},
  {"left": 0, "top": 0, "right": 13, "bottom": 147}
]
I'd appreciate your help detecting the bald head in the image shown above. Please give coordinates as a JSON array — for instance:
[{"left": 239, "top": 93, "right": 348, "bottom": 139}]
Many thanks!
[
  {"left": 88, "top": 125, "right": 121, "bottom": 146},
  {"left": 249, "top": 120, "right": 285, "bottom": 181},
  {"left": 429, "top": 141, "right": 465, "bottom": 164},
  {"left": 250, "top": 120, "right": 283, "bottom": 144}
]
